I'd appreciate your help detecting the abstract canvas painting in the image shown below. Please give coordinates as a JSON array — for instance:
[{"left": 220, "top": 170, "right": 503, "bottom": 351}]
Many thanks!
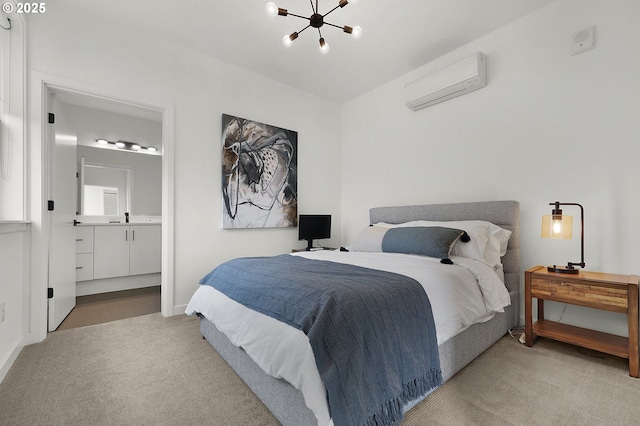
[{"left": 221, "top": 114, "right": 298, "bottom": 228}]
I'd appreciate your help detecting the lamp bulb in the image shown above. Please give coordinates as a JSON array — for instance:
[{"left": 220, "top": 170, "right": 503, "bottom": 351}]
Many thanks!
[
  {"left": 265, "top": 2, "right": 278, "bottom": 17},
  {"left": 319, "top": 38, "right": 330, "bottom": 54},
  {"left": 351, "top": 25, "right": 362, "bottom": 39},
  {"left": 552, "top": 220, "right": 563, "bottom": 234},
  {"left": 282, "top": 34, "right": 293, "bottom": 47}
]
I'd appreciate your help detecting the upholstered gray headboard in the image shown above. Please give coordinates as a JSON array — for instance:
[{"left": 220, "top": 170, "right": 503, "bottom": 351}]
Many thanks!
[{"left": 369, "top": 200, "right": 520, "bottom": 324}]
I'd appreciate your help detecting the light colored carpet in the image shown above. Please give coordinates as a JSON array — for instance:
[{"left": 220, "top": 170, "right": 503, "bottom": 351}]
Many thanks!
[
  {"left": 2, "top": 313, "right": 639, "bottom": 425},
  {"left": 404, "top": 335, "right": 640, "bottom": 425},
  {"left": 56, "top": 286, "right": 161, "bottom": 331},
  {"left": 1, "top": 313, "right": 279, "bottom": 426}
]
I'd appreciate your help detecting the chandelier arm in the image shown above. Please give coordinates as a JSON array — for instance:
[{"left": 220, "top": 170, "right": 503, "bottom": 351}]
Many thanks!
[
  {"left": 323, "top": 21, "right": 345, "bottom": 30},
  {"left": 323, "top": 5, "right": 340, "bottom": 18},
  {"left": 286, "top": 12, "right": 311, "bottom": 21},
  {"left": 309, "top": 0, "right": 316, "bottom": 14},
  {"left": 297, "top": 25, "right": 312, "bottom": 35}
]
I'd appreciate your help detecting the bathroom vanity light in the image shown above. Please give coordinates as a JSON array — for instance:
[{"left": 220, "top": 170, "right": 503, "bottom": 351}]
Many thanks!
[{"left": 95, "top": 139, "right": 158, "bottom": 154}]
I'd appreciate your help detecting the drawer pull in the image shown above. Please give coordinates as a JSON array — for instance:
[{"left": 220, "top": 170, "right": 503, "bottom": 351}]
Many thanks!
[
  {"left": 76, "top": 266, "right": 83, "bottom": 270},
  {"left": 76, "top": 238, "right": 84, "bottom": 242}
]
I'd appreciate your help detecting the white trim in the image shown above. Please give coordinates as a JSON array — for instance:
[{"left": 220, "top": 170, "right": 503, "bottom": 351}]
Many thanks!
[
  {"left": 160, "top": 105, "right": 175, "bottom": 318},
  {"left": 0, "top": 335, "right": 24, "bottom": 384},
  {"left": 173, "top": 304, "right": 188, "bottom": 316},
  {"left": 0, "top": 221, "right": 28, "bottom": 234},
  {"left": 29, "top": 72, "right": 175, "bottom": 343},
  {"left": 76, "top": 273, "right": 160, "bottom": 297},
  {"left": 0, "top": 10, "right": 27, "bottom": 220}
]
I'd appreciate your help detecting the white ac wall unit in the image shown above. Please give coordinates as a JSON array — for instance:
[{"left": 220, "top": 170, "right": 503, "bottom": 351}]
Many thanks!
[{"left": 404, "top": 52, "right": 487, "bottom": 111}]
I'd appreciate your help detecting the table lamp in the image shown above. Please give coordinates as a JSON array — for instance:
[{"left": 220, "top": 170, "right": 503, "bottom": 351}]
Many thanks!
[{"left": 541, "top": 201, "right": 585, "bottom": 274}]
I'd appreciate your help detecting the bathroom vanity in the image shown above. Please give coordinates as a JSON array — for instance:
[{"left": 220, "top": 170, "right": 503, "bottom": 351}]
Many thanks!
[{"left": 75, "top": 222, "right": 161, "bottom": 296}]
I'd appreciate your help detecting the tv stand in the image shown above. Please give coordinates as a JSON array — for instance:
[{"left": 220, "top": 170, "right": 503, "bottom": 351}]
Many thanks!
[{"left": 305, "top": 239, "right": 314, "bottom": 251}]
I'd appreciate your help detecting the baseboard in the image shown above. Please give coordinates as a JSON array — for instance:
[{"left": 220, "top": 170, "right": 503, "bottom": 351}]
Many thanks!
[
  {"left": 0, "top": 336, "right": 25, "bottom": 384},
  {"left": 77, "top": 274, "right": 161, "bottom": 296},
  {"left": 173, "top": 304, "right": 188, "bottom": 316}
]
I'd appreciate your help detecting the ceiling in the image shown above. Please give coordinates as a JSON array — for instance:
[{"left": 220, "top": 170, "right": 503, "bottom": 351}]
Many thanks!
[{"left": 55, "top": 0, "right": 556, "bottom": 104}]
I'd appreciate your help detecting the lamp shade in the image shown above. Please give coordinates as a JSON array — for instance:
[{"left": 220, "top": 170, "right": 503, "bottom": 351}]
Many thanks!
[{"left": 541, "top": 214, "right": 573, "bottom": 239}]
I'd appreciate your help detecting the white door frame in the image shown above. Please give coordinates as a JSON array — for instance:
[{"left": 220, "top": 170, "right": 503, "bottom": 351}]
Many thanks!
[{"left": 28, "top": 72, "right": 175, "bottom": 342}]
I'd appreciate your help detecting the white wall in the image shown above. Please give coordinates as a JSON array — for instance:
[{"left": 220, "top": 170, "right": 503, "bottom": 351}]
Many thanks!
[
  {"left": 26, "top": 9, "right": 341, "bottom": 317},
  {"left": 341, "top": 0, "right": 640, "bottom": 335},
  {"left": 62, "top": 103, "right": 162, "bottom": 151},
  {"left": 0, "top": 224, "right": 29, "bottom": 382}
]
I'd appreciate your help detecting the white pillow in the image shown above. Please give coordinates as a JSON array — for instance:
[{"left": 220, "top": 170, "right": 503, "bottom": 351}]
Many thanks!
[
  {"left": 484, "top": 224, "right": 512, "bottom": 265},
  {"left": 350, "top": 226, "right": 388, "bottom": 252}
]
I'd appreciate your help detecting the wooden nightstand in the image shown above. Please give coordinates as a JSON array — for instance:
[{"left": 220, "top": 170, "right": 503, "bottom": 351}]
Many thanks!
[{"left": 525, "top": 265, "right": 639, "bottom": 377}]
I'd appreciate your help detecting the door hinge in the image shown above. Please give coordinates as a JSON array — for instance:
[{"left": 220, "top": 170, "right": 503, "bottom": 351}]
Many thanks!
[
  {"left": 48, "top": 113, "right": 55, "bottom": 124},
  {"left": 47, "top": 288, "right": 54, "bottom": 299},
  {"left": 48, "top": 200, "right": 54, "bottom": 211}
]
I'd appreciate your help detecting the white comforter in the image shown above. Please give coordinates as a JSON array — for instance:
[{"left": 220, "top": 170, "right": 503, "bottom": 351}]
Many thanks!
[{"left": 185, "top": 251, "right": 510, "bottom": 426}]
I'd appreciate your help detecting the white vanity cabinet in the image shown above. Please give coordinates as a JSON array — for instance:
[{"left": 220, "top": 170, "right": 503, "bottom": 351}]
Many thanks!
[
  {"left": 92, "top": 224, "right": 161, "bottom": 280},
  {"left": 129, "top": 225, "right": 162, "bottom": 275},
  {"left": 75, "top": 226, "right": 94, "bottom": 282},
  {"left": 93, "top": 226, "right": 129, "bottom": 279}
]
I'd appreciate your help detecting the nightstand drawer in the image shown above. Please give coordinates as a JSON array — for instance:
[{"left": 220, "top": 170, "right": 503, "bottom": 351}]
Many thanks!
[{"left": 531, "top": 278, "right": 628, "bottom": 311}]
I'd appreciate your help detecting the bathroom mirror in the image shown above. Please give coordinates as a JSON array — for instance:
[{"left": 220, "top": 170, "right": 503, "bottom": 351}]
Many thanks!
[{"left": 79, "top": 160, "right": 131, "bottom": 216}]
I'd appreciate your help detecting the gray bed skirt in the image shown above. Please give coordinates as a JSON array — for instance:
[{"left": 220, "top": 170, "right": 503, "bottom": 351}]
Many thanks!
[
  {"left": 199, "top": 200, "right": 520, "bottom": 425},
  {"left": 200, "top": 304, "right": 514, "bottom": 425}
]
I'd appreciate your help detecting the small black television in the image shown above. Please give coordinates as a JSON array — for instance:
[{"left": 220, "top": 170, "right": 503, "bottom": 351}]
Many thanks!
[{"left": 298, "top": 214, "right": 331, "bottom": 251}]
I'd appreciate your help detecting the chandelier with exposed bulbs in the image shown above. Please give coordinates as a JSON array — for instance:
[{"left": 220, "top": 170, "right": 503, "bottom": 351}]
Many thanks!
[{"left": 265, "top": 0, "right": 362, "bottom": 54}]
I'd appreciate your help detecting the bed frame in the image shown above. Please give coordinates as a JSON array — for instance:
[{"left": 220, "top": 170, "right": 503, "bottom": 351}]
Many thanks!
[{"left": 199, "top": 200, "right": 520, "bottom": 425}]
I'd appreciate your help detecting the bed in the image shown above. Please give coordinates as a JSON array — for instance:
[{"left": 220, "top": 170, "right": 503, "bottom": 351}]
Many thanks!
[{"left": 186, "top": 200, "right": 520, "bottom": 425}]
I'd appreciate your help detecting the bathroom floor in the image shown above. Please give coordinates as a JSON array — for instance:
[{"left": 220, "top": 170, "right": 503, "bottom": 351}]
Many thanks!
[{"left": 55, "top": 286, "right": 161, "bottom": 331}]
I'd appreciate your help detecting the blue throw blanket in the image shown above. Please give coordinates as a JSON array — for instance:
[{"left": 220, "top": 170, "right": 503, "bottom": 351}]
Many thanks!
[{"left": 200, "top": 254, "right": 442, "bottom": 426}]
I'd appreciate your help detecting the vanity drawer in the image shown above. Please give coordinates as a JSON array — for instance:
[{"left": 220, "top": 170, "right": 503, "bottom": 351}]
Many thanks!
[
  {"left": 75, "top": 226, "right": 94, "bottom": 254},
  {"left": 76, "top": 253, "right": 94, "bottom": 281}
]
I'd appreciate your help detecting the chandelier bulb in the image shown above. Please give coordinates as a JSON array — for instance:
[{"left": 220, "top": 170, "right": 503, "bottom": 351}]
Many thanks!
[
  {"left": 283, "top": 32, "right": 298, "bottom": 47},
  {"left": 319, "top": 38, "right": 330, "bottom": 54},
  {"left": 265, "top": 2, "right": 278, "bottom": 17},
  {"left": 350, "top": 0, "right": 359, "bottom": 4},
  {"left": 351, "top": 25, "right": 362, "bottom": 39}
]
